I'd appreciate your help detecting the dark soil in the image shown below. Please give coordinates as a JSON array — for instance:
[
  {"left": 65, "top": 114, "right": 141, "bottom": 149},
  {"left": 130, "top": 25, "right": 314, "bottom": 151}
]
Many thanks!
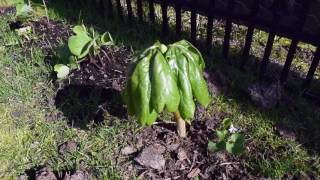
[
  {"left": 120, "top": 109, "right": 262, "bottom": 179},
  {"left": 68, "top": 46, "right": 131, "bottom": 89},
  {"left": 27, "top": 17, "right": 72, "bottom": 55}
]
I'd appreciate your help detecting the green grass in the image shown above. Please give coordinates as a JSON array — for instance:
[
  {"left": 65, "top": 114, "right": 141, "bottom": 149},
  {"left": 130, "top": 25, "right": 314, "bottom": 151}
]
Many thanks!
[
  {"left": 0, "top": 12, "right": 133, "bottom": 179},
  {"left": 1, "top": 0, "right": 320, "bottom": 179},
  {"left": 204, "top": 60, "right": 320, "bottom": 178}
]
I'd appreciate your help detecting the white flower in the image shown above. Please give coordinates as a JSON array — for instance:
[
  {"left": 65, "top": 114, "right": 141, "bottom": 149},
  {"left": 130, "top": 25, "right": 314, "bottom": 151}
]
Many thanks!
[{"left": 228, "top": 124, "right": 238, "bottom": 133}]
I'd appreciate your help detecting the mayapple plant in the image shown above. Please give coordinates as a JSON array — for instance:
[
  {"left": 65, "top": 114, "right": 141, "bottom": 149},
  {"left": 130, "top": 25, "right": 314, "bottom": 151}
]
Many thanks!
[
  {"left": 123, "top": 40, "right": 211, "bottom": 137},
  {"left": 54, "top": 25, "right": 113, "bottom": 79}
]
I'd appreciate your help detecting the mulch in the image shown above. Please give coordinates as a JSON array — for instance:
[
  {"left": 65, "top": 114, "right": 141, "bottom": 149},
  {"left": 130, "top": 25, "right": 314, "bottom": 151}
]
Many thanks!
[{"left": 120, "top": 108, "right": 261, "bottom": 179}]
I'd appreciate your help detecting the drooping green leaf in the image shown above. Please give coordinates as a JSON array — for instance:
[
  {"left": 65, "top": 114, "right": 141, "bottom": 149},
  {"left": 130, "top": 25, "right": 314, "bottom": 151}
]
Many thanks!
[
  {"left": 188, "top": 56, "right": 210, "bottom": 107},
  {"left": 174, "top": 40, "right": 205, "bottom": 70},
  {"left": 54, "top": 64, "right": 70, "bottom": 79},
  {"left": 226, "top": 133, "right": 245, "bottom": 155},
  {"left": 123, "top": 62, "right": 138, "bottom": 116},
  {"left": 150, "top": 49, "right": 180, "bottom": 113},
  {"left": 175, "top": 52, "right": 195, "bottom": 120},
  {"left": 126, "top": 51, "right": 158, "bottom": 126}
]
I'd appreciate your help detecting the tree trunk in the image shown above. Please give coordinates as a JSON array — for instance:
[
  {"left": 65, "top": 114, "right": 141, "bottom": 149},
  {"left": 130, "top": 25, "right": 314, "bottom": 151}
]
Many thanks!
[{"left": 174, "top": 111, "right": 186, "bottom": 138}]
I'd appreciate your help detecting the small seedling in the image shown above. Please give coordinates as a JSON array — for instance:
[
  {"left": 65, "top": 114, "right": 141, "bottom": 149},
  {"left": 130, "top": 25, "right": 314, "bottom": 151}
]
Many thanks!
[
  {"left": 54, "top": 25, "right": 113, "bottom": 79},
  {"left": 68, "top": 25, "right": 113, "bottom": 59},
  {"left": 208, "top": 118, "right": 245, "bottom": 156},
  {"left": 123, "top": 40, "right": 211, "bottom": 138}
]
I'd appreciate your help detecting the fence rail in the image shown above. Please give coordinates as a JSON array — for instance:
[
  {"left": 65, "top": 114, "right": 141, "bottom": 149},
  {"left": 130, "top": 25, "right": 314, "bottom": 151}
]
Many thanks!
[{"left": 83, "top": 0, "right": 320, "bottom": 89}]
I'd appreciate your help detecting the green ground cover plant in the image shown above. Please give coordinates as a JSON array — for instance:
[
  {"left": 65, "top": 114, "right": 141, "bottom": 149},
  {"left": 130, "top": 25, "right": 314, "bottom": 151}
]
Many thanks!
[{"left": 208, "top": 118, "right": 245, "bottom": 155}]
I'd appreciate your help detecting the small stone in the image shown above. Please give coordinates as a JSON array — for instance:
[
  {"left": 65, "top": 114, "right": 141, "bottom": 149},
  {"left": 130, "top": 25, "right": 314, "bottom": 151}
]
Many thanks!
[
  {"left": 89, "top": 75, "right": 95, "bottom": 81},
  {"left": 134, "top": 144, "right": 166, "bottom": 170},
  {"left": 187, "top": 168, "right": 201, "bottom": 179},
  {"left": 112, "top": 80, "right": 121, "bottom": 91},
  {"left": 121, "top": 146, "right": 137, "bottom": 155}
]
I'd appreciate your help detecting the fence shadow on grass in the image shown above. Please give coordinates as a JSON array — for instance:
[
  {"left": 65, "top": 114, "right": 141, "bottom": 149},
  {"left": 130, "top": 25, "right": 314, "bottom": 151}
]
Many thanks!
[{"left": 39, "top": 0, "right": 320, "bottom": 154}]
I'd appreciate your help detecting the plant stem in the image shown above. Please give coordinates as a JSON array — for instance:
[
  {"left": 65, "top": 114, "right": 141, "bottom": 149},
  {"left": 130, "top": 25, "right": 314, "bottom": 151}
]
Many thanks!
[
  {"left": 174, "top": 111, "right": 186, "bottom": 138},
  {"left": 42, "top": 0, "right": 49, "bottom": 24}
]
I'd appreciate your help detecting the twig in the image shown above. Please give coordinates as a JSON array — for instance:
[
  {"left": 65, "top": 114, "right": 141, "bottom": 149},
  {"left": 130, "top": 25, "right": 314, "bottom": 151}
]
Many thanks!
[
  {"left": 219, "top": 162, "right": 239, "bottom": 166},
  {"left": 97, "top": 53, "right": 106, "bottom": 68},
  {"left": 112, "top": 69, "right": 122, "bottom": 74},
  {"left": 188, "top": 152, "right": 198, "bottom": 171},
  {"left": 89, "top": 54, "right": 103, "bottom": 70},
  {"left": 101, "top": 48, "right": 112, "bottom": 62}
]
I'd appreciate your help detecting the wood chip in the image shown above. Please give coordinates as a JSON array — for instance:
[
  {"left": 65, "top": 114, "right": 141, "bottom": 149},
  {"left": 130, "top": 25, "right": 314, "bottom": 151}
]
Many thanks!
[{"left": 187, "top": 168, "right": 201, "bottom": 179}]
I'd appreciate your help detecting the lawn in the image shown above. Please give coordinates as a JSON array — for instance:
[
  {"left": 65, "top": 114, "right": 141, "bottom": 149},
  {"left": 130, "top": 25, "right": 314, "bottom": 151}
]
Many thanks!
[{"left": 0, "top": 0, "right": 320, "bottom": 179}]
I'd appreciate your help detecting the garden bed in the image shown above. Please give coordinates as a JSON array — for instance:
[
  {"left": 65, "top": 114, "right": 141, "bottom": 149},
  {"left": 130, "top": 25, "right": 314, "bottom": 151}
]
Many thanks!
[{"left": 30, "top": 13, "right": 260, "bottom": 179}]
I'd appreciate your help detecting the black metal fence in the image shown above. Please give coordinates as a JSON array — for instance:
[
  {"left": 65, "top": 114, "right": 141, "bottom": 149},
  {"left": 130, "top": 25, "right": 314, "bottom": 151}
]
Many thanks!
[{"left": 83, "top": 0, "right": 320, "bottom": 89}]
